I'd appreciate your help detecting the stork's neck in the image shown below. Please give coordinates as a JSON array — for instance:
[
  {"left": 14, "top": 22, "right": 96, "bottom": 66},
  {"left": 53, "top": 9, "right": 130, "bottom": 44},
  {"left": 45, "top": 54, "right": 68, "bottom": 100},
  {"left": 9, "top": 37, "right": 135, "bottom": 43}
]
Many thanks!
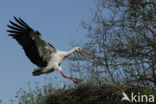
[{"left": 64, "top": 47, "right": 76, "bottom": 57}]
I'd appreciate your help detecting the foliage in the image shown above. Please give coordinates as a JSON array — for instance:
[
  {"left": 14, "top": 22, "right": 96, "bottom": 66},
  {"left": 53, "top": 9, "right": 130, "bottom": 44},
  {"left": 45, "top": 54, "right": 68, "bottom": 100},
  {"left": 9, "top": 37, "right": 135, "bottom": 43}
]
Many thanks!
[
  {"left": 7, "top": 79, "right": 156, "bottom": 104},
  {"left": 9, "top": 79, "right": 56, "bottom": 104},
  {"left": 69, "top": 0, "right": 156, "bottom": 87},
  {"left": 15, "top": 82, "right": 156, "bottom": 104}
]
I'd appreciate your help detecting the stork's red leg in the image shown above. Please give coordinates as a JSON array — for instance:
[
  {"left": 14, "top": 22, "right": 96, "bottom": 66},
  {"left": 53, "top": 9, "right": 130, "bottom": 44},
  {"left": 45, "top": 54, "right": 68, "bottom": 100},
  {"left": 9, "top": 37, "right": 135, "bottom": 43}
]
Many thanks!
[{"left": 60, "top": 71, "right": 82, "bottom": 83}]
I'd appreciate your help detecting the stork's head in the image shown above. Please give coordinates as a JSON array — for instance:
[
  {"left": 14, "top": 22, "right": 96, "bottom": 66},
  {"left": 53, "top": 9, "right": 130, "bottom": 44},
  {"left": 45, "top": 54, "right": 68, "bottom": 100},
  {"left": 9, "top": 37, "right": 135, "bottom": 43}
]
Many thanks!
[{"left": 75, "top": 47, "right": 86, "bottom": 59}]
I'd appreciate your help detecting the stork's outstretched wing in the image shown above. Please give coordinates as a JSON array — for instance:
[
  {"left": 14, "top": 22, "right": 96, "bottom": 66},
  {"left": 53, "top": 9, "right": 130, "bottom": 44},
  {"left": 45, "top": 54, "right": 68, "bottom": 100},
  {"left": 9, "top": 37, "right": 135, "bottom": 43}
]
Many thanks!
[{"left": 7, "top": 17, "right": 56, "bottom": 67}]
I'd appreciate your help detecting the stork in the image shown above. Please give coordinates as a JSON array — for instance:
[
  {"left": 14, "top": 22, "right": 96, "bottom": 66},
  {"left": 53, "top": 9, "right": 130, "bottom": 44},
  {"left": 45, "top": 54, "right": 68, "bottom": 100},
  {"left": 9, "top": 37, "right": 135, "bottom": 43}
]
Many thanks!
[{"left": 7, "top": 17, "right": 86, "bottom": 83}]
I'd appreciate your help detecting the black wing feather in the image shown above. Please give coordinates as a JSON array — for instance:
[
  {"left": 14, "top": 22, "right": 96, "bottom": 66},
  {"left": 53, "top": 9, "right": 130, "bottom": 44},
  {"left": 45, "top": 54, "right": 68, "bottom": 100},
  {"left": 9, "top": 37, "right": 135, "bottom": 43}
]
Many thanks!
[
  {"left": 19, "top": 17, "right": 31, "bottom": 28},
  {"left": 48, "top": 43, "right": 55, "bottom": 49},
  {"left": 9, "top": 20, "right": 27, "bottom": 30},
  {"left": 14, "top": 17, "right": 30, "bottom": 28},
  {"left": 7, "top": 17, "right": 56, "bottom": 67},
  {"left": 7, "top": 25, "right": 25, "bottom": 31}
]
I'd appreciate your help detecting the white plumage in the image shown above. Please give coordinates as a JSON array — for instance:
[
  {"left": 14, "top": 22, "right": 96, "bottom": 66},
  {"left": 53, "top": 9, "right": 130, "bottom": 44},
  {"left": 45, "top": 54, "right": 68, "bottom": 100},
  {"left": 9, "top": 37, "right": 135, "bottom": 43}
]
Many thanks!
[{"left": 7, "top": 17, "right": 86, "bottom": 83}]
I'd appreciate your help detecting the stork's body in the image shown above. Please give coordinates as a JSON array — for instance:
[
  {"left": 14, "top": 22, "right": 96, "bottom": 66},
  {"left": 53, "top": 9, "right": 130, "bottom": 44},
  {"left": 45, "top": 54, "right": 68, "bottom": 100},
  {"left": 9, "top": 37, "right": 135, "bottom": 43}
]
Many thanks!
[
  {"left": 34, "top": 48, "right": 77, "bottom": 75},
  {"left": 7, "top": 17, "right": 85, "bottom": 83}
]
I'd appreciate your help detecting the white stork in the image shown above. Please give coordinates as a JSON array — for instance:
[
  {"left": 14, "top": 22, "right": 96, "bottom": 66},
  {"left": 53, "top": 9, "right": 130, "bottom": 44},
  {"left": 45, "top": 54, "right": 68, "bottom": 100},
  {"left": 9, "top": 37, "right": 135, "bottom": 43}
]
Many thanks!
[{"left": 7, "top": 17, "right": 86, "bottom": 83}]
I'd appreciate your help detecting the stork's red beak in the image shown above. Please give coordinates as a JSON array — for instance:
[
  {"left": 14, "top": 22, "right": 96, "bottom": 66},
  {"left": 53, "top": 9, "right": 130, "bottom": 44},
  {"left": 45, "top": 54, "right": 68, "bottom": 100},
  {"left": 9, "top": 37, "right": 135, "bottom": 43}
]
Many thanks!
[{"left": 79, "top": 51, "right": 86, "bottom": 59}]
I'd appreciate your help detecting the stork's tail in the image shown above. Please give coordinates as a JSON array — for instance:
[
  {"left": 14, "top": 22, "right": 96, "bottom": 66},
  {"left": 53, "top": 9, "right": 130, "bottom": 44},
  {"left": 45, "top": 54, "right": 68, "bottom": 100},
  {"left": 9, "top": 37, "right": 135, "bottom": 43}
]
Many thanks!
[{"left": 32, "top": 68, "right": 43, "bottom": 76}]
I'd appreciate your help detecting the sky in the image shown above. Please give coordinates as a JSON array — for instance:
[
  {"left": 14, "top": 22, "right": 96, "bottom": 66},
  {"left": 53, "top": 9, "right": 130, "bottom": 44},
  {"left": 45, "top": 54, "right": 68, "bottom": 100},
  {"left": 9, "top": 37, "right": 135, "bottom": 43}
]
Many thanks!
[{"left": 0, "top": 0, "right": 94, "bottom": 103}]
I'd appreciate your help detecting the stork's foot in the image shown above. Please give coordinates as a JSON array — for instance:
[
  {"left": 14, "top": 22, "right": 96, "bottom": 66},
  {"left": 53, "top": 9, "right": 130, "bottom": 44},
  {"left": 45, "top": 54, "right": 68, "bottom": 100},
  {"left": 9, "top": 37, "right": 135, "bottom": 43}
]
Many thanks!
[
  {"left": 72, "top": 78, "right": 82, "bottom": 83},
  {"left": 59, "top": 71, "right": 82, "bottom": 83}
]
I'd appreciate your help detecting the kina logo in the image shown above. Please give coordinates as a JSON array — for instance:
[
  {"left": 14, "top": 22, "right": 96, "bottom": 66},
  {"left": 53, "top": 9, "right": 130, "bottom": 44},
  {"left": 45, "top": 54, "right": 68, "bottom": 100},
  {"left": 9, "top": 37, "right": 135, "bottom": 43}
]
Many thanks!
[
  {"left": 121, "top": 92, "right": 154, "bottom": 103},
  {"left": 122, "top": 92, "right": 131, "bottom": 102}
]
